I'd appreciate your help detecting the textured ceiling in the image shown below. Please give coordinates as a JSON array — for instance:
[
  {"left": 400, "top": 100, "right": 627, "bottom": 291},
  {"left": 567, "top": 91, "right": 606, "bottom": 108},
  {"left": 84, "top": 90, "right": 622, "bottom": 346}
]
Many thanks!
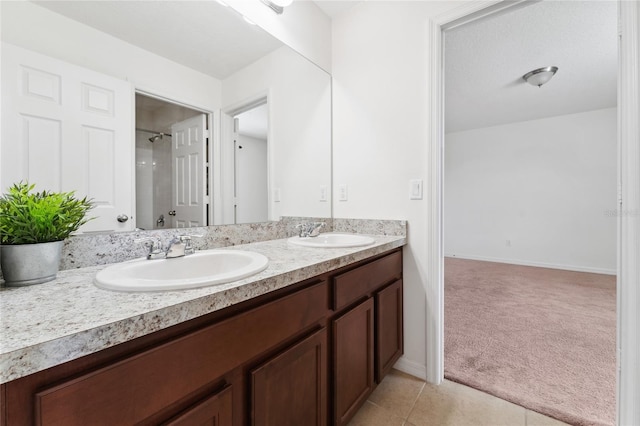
[
  {"left": 445, "top": 1, "right": 617, "bottom": 133},
  {"left": 33, "top": 1, "right": 283, "bottom": 80}
]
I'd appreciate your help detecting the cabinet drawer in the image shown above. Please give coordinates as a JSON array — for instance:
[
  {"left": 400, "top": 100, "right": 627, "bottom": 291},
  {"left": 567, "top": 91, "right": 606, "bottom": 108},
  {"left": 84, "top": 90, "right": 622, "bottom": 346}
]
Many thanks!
[
  {"left": 34, "top": 281, "right": 328, "bottom": 426},
  {"left": 333, "top": 251, "right": 402, "bottom": 311}
]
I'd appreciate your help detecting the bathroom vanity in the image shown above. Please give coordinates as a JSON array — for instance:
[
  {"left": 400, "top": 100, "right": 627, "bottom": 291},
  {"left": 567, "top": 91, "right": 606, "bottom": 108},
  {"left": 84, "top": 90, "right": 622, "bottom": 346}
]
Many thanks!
[{"left": 0, "top": 235, "right": 405, "bottom": 426}]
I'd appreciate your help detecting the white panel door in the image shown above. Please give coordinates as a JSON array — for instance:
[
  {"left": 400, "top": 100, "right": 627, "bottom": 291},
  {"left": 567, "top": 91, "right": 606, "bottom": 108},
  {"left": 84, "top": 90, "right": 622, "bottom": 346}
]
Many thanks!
[
  {"left": 235, "top": 135, "right": 268, "bottom": 224},
  {"left": 220, "top": 113, "right": 237, "bottom": 224},
  {"left": 1, "top": 43, "right": 134, "bottom": 232},
  {"left": 171, "top": 114, "right": 207, "bottom": 228}
]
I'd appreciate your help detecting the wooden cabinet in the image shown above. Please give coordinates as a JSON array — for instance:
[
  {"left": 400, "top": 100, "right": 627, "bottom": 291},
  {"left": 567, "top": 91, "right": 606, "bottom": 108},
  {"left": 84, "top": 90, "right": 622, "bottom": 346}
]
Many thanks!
[
  {"left": 0, "top": 249, "right": 403, "bottom": 426},
  {"left": 331, "top": 251, "right": 403, "bottom": 426},
  {"left": 164, "top": 386, "right": 233, "bottom": 426},
  {"left": 375, "top": 279, "right": 403, "bottom": 381},
  {"left": 252, "top": 328, "right": 327, "bottom": 426},
  {"left": 333, "top": 299, "right": 374, "bottom": 426}
]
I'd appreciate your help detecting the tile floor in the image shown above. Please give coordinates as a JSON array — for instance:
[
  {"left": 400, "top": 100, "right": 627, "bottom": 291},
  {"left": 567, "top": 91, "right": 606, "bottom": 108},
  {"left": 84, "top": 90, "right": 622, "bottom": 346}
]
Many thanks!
[{"left": 347, "top": 369, "right": 569, "bottom": 426}]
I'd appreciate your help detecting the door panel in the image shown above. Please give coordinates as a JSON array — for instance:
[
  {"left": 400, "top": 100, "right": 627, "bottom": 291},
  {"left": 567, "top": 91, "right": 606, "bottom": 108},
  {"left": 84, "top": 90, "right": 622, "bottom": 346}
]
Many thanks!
[
  {"left": 163, "top": 385, "right": 232, "bottom": 426},
  {"left": 333, "top": 298, "right": 374, "bottom": 426},
  {"left": 171, "top": 114, "right": 207, "bottom": 228},
  {"left": 1, "top": 42, "right": 134, "bottom": 232},
  {"left": 251, "top": 329, "right": 327, "bottom": 426},
  {"left": 375, "top": 279, "right": 404, "bottom": 381}
]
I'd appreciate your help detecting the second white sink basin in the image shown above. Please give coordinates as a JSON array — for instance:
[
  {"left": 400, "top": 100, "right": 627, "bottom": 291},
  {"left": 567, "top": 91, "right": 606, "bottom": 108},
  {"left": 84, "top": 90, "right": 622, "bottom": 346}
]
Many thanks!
[
  {"left": 288, "top": 233, "right": 375, "bottom": 248},
  {"left": 95, "top": 249, "right": 269, "bottom": 292}
]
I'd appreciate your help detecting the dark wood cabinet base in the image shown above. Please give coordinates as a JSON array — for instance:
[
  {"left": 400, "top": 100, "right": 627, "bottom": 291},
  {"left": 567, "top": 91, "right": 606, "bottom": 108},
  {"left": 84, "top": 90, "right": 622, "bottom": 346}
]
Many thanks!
[{"left": 1, "top": 248, "right": 403, "bottom": 426}]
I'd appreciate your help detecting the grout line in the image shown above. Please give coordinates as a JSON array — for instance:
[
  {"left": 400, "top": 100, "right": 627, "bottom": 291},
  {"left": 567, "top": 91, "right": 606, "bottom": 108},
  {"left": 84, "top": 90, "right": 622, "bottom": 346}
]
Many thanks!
[{"left": 405, "top": 381, "right": 427, "bottom": 421}]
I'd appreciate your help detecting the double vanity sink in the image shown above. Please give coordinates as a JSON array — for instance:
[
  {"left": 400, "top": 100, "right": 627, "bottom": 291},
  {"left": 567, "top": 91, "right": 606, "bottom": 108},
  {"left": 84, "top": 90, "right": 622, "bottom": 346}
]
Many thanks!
[{"left": 95, "top": 233, "right": 375, "bottom": 292}]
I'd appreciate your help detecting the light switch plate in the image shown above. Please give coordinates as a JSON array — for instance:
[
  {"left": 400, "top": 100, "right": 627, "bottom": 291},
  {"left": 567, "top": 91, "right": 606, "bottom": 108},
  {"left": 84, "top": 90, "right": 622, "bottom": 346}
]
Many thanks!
[
  {"left": 410, "top": 179, "right": 423, "bottom": 200},
  {"left": 338, "top": 184, "right": 348, "bottom": 201},
  {"left": 320, "top": 185, "right": 328, "bottom": 202}
]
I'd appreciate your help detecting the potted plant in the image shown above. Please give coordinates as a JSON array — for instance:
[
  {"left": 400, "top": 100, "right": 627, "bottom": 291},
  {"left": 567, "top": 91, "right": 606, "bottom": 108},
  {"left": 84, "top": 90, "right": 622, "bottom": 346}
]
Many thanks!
[{"left": 0, "top": 182, "right": 94, "bottom": 286}]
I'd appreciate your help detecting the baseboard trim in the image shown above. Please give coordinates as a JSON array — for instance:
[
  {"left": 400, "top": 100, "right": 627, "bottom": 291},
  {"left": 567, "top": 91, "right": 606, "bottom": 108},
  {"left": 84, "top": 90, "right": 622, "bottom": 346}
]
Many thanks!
[
  {"left": 393, "top": 356, "right": 427, "bottom": 382},
  {"left": 444, "top": 253, "right": 616, "bottom": 276}
]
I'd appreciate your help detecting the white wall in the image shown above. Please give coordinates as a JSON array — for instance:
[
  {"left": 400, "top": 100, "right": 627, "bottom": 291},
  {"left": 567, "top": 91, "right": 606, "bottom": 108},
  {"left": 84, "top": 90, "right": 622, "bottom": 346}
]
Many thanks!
[
  {"left": 444, "top": 108, "right": 617, "bottom": 274},
  {"left": 332, "top": 1, "right": 468, "bottom": 381},
  {"left": 0, "top": 1, "right": 222, "bottom": 112},
  {"left": 227, "top": 0, "right": 332, "bottom": 73},
  {"left": 222, "top": 46, "right": 332, "bottom": 220}
]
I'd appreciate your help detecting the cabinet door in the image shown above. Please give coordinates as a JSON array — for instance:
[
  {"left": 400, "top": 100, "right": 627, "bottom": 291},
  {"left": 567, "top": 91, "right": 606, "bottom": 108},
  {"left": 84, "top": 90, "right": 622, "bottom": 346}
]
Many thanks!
[
  {"left": 164, "top": 385, "right": 232, "bottom": 426},
  {"left": 375, "top": 279, "right": 403, "bottom": 381},
  {"left": 333, "top": 298, "right": 374, "bottom": 426},
  {"left": 251, "top": 328, "right": 327, "bottom": 426}
]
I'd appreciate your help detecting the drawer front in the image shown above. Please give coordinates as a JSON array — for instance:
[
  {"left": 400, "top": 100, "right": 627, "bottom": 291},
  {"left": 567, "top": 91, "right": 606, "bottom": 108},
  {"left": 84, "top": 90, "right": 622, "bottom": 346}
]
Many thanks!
[
  {"left": 333, "top": 251, "right": 402, "bottom": 311},
  {"left": 35, "top": 281, "right": 328, "bottom": 426}
]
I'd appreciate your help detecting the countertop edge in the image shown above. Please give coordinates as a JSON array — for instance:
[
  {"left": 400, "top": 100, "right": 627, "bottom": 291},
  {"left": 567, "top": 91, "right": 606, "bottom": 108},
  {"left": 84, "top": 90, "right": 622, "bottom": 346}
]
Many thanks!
[{"left": 0, "top": 236, "right": 406, "bottom": 384}]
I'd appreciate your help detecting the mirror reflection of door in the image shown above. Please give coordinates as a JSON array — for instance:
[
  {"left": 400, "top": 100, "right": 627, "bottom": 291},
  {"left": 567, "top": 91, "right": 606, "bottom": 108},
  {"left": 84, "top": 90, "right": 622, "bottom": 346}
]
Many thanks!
[
  {"left": 234, "top": 103, "right": 269, "bottom": 224},
  {"left": 135, "top": 93, "right": 209, "bottom": 230}
]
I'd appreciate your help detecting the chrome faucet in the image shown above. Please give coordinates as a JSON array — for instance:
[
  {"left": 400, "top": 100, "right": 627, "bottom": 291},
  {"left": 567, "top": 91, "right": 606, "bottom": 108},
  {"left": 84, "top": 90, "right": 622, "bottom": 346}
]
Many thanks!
[
  {"left": 295, "top": 222, "right": 325, "bottom": 238},
  {"left": 136, "top": 235, "right": 202, "bottom": 260},
  {"left": 135, "top": 237, "right": 165, "bottom": 260},
  {"left": 165, "top": 237, "right": 186, "bottom": 258}
]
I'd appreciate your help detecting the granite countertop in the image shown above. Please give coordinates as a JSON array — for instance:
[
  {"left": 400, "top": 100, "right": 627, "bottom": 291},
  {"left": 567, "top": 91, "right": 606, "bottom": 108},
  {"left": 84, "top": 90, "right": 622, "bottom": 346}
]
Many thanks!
[{"left": 0, "top": 234, "right": 406, "bottom": 384}]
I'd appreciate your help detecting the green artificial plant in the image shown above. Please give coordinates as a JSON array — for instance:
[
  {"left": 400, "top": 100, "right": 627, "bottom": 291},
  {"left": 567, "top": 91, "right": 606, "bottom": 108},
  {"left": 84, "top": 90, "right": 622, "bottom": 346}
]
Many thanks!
[{"left": 0, "top": 182, "right": 94, "bottom": 245}]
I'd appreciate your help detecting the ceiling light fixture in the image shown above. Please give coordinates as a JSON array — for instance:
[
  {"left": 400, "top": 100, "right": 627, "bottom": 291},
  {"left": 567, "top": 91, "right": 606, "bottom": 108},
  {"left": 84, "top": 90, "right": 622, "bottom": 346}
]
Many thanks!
[
  {"left": 523, "top": 66, "right": 558, "bottom": 88},
  {"left": 261, "top": 0, "right": 293, "bottom": 15}
]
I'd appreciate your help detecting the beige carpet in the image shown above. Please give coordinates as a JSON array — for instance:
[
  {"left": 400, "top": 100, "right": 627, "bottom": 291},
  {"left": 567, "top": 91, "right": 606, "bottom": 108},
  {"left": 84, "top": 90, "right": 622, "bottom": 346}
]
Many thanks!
[{"left": 444, "top": 257, "right": 616, "bottom": 426}]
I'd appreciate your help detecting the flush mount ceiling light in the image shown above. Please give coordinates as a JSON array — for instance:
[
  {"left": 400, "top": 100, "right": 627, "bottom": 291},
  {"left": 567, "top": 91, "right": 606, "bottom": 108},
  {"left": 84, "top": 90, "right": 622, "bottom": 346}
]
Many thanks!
[
  {"left": 523, "top": 66, "right": 558, "bottom": 87},
  {"left": 261, "top": 0, "right": 293, "bottom": 14}
]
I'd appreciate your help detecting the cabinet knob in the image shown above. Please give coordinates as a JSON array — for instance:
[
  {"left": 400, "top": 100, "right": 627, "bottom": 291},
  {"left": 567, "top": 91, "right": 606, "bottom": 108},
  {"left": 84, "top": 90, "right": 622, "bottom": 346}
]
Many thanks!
[
  {"left": 168, "top": 210, "right": 176, "bottom": 216},
  {"left": 117, "top": 214, "right": 129, "bottom": 223}
]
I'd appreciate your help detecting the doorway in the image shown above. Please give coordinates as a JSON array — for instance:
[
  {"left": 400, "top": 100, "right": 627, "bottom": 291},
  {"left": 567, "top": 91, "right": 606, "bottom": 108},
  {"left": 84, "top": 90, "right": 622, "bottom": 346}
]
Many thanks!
[
  {"left": 221, "top": 97, "right": 270, "bottom": 225},
  {"left": 441, "top": 2, "right": 617, "bottom": 424},
  {"left": 233, "top": 103, "right": 269, "bottom": 224},
  {"left": 428, "top": 0, "right": 640, "bottom": 424},
  {"left": 135, "top": 93, "right": 210, "bottom": 230}
]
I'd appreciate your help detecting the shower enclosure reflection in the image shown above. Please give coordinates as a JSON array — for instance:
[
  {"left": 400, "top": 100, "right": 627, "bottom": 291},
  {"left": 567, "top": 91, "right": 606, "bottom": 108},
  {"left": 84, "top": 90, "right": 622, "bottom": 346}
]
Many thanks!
[{"left": 135, "top": 94, "right": 207, "bottom": 230}]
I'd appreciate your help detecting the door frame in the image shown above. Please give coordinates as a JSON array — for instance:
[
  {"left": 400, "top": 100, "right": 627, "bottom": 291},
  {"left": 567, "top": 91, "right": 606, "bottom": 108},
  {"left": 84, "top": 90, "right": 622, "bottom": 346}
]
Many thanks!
[
  {"left": 221, "top": 91, "right": 272, "bottom": 224},
  {"left": 426, "top": 1, "right": 639, "bottom": 424},
  {"left": 134, "top": 88, "right": 214, "bottom": 227}
]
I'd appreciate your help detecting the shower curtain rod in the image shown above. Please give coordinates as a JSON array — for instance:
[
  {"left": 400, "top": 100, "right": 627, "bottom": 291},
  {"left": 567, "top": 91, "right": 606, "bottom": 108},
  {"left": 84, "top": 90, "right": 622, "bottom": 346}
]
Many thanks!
[{"left": 135, "top": 127, "right": 172, "bottom": 137}]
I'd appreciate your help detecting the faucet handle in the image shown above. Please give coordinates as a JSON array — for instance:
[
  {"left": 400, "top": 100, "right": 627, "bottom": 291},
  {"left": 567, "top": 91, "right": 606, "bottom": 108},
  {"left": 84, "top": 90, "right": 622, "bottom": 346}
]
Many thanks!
[
  {"left": 134, "top": 237, "right": 158, "bottom": 249},
  {"left": 295, "top": 222, "right": 325, "bottom": 237},
  {"left": 178, "top": 234, "right": 203, "bottom": 254},
  {"left": 134, "top": 237, "right": 164, "bottom": 259},
  {"left": 308, "top": 222, "right": 325, "bottom": 237}
]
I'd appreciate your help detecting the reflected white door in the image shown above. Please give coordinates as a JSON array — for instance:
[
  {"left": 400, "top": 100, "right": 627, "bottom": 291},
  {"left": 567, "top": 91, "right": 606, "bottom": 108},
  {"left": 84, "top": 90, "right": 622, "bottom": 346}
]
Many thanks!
[
  {"left": 235, "top": 135, "right": 268, "bottom": 223},
  {"left": 1, "top": 43, "right": 134, "bottom": 232},
  {"left": 170, "top": 114, "right": 207, "bottom": 228}
]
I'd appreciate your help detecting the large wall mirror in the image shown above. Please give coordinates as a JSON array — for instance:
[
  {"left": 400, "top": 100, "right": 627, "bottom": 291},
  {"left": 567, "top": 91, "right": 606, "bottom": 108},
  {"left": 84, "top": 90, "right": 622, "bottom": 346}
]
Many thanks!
[{"left": 0, "top": 1, "right": 332, "bottom": 233}]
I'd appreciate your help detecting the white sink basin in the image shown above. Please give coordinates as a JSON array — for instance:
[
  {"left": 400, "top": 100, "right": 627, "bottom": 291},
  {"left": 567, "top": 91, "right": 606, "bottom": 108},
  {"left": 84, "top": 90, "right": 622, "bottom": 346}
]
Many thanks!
[
  {"left": 288, "top": 233, "right": 375, "bottom": 248},
  {"left": 95, "top": 250, "right": 269, "bottom": 292}
]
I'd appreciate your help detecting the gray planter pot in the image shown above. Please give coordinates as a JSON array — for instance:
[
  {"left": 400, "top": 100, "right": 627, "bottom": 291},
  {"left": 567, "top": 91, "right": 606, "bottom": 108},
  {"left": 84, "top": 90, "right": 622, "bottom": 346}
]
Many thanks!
[{"left": 0, "top": 241, "right": 64, "bottom": 286}]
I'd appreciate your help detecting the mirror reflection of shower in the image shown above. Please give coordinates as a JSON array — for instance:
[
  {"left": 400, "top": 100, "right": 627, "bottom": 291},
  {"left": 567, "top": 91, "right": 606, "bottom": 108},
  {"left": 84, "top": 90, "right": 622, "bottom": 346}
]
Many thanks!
[
  {"left": 135, "top": 93, "right": 205, "bottom": 230},
  {"left": 145, "top": 132, "right": 171, "bottom": 143}
]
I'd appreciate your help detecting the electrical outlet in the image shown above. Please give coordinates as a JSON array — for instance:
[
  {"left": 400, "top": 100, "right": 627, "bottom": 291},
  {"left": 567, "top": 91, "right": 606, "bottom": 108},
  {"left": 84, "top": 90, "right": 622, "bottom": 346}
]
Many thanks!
[
  {"left": 506, "top": 240, "right": 511, "bottom": 247},
  {"left": 320, "top": 185, "right": 328, "bottom": 202},
  {"left": 338, "top": 184, "right": 348, "bottom": 201},
  {"left": 273, "top": 188, "right": 281, "bottom": 203}
]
